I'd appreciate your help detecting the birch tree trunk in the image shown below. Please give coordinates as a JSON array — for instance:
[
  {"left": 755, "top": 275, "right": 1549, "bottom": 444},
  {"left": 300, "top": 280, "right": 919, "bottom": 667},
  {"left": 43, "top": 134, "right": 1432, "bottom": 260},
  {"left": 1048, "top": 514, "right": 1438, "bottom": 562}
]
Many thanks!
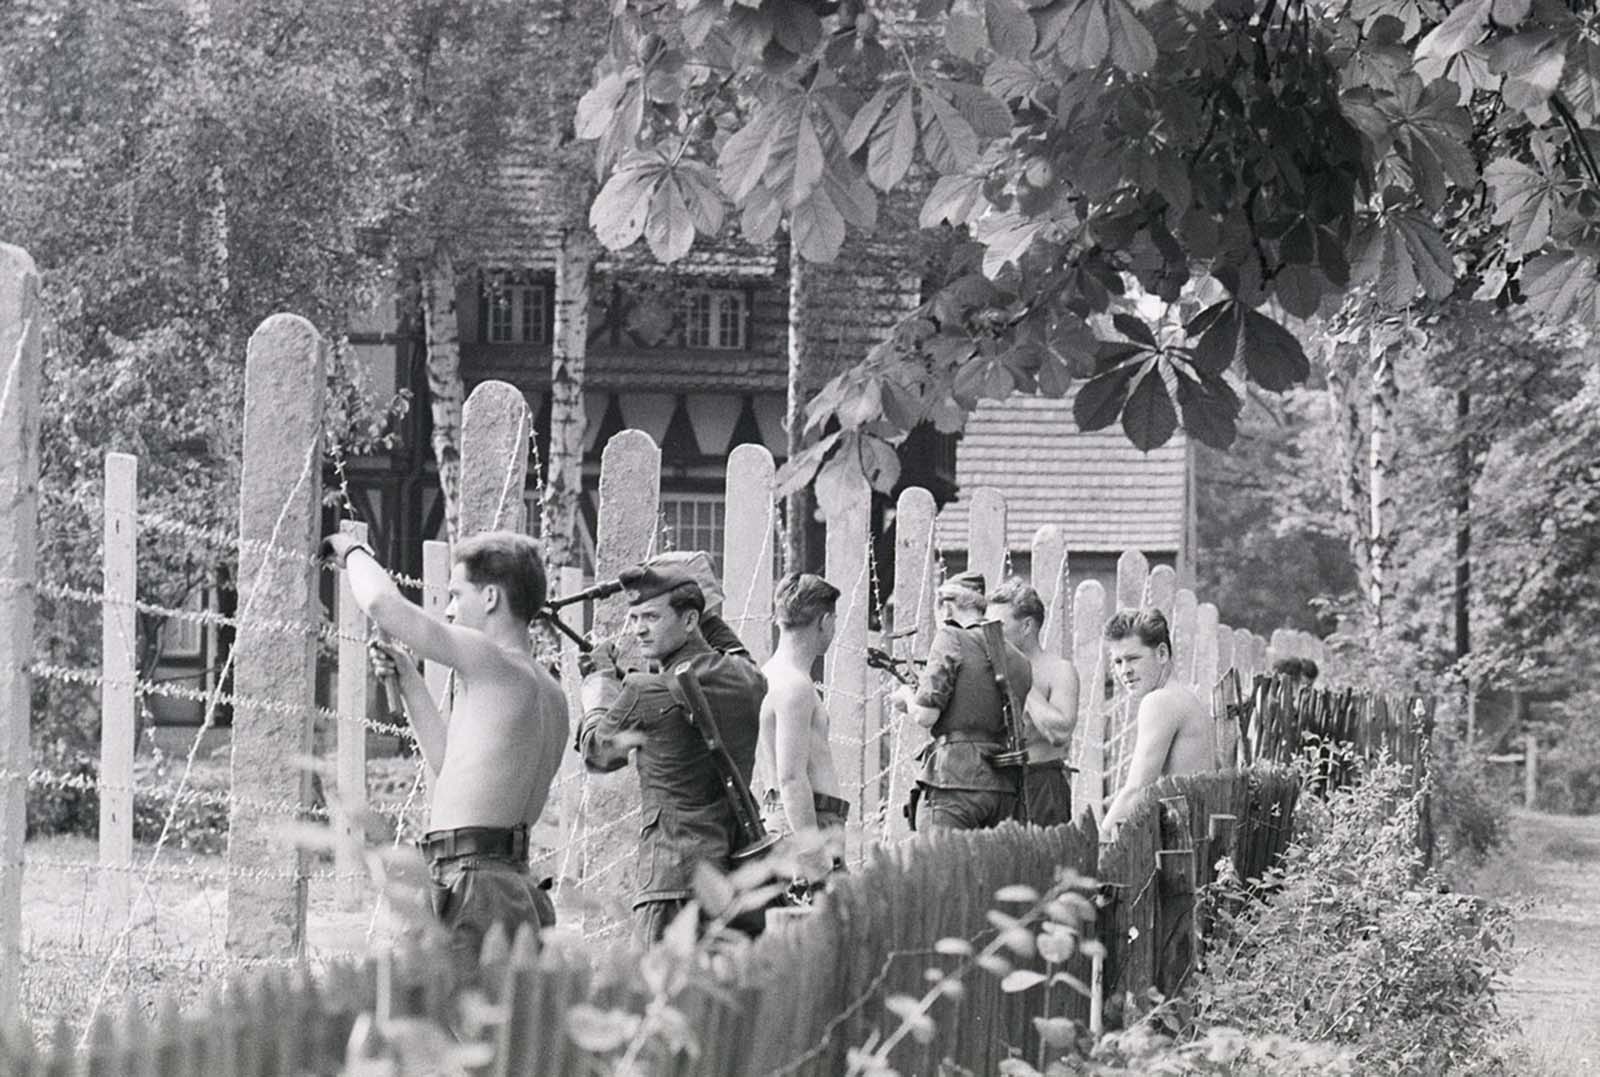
[
  {"left": 785, "top": 241, "right": 817, "bottom": 573},
  {"left": 1324, "top": 333, "right": 1370, "bottom": 585},
  {"left": 421, "top": 252, "right": 464, "bottom": 543},
  {"left": 1368, "top": 316, "right": 1396, "bottom": 634},
  {"left": 543, "top": 227, "right": 594, "bottom": 570}
]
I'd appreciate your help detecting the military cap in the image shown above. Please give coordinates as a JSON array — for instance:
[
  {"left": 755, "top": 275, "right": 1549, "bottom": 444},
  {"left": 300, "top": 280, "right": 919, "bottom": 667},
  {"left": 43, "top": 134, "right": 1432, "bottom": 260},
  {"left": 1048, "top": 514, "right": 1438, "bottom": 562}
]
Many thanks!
[
  {"left": 936, "top": 570, "right": 987, "bottom": 600},
  {"left": 644, "top": 550, "right": 724, "bottom": 615},
  {"left": 619, "top": 563, "right": 706, "bottom": 611}
]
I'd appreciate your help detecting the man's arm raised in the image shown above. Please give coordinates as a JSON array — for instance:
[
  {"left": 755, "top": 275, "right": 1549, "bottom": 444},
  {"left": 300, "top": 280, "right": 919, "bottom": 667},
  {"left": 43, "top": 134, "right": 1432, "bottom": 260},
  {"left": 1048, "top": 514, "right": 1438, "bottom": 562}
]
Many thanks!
[
  {"left": 1101, "top": 691, "right": 1181, "bottom": 831},
  {"left": 332, "top": 537, "right": 497, "bottom": 678}
]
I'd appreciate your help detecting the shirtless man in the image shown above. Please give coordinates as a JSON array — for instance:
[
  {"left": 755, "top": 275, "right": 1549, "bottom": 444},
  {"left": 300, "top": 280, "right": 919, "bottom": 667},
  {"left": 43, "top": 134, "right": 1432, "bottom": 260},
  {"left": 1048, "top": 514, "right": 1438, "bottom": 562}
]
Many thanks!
[
  {"left": 759, "top": 573, "right": 846, "bottom": 882},
  {"left": 1100, "top": 608, "right": 1213, "bottom": 833},
  {"left": 987, "top": 580, "right": 1080, "bottom": 827},
  {"left": 324, "top": 530, "right": 567, "bottom": 972}
]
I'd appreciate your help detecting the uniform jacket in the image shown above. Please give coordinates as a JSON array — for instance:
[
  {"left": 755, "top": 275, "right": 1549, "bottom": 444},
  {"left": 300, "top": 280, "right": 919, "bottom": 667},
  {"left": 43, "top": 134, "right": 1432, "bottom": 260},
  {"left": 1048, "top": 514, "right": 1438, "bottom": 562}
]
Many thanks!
[
  {"left": 578, "top": 633, "right": 765, "bottom": 906},
  {"left": 914, "top": 620, "right": 1034, "bottom": 793}
]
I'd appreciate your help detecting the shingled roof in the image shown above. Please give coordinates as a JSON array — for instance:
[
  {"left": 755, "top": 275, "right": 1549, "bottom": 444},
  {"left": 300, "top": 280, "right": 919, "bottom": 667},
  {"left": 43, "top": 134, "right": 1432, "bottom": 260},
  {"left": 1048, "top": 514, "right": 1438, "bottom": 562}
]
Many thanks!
[
  {"left": 935, "top": 392, "right": 1190, "bottom": 554},
  {"left": 473, "top": 155, "right": 779, "bottom": 278}
]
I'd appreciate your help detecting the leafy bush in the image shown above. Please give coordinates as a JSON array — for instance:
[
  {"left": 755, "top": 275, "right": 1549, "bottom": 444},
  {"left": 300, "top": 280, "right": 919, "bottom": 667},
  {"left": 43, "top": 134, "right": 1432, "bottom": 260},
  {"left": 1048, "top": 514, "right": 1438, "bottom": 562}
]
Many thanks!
[
  {"left": 25, "top": 737, "right": 97, "bottom": 838},
  {"left": 1189, "top": 761, "right": 1514, "bottom": 1075},
  {"left": 131, "top": 758, "right": 231, "bottom": 855},
  {"left": 1535, "top": 693, "right": 1600, "bottom": 815},
  {"left": 1430, "top": 726, "right": 1511, "bottom": 865}
]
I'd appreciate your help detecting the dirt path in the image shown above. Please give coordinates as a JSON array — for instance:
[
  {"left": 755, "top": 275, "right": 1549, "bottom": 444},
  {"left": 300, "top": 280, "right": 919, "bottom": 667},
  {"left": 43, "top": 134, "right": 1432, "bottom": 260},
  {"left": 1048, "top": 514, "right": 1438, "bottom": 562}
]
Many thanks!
[{"left": 1474, "top": 810, "right": 1600, "bottom": 1074}]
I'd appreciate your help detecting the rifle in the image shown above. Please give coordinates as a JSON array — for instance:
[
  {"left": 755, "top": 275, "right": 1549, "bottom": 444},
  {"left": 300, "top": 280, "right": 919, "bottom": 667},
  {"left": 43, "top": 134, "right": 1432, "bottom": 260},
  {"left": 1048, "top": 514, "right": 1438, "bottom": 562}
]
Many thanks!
[
  {"left": 537, "top": 576, "right": 625, "bottom": 654},
  {"left": 977, "top": 620, "right": 1030, "bottom": 825},
  {"left": 866, "top": 645, "right": 919, "bottom": 686},
  {"left": 667, "top": 664, "right": 780, "bottom": 862}
]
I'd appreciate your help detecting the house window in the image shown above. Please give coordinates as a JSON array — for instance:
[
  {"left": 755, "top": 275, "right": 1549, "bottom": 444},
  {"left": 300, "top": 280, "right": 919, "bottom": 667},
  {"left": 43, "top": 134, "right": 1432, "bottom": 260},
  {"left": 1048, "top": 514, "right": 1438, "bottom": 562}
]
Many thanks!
[
  {"left": 660, "top": 493, "right": 726, "bottom": 570},
  {"left": 683, "top": 289, "right": 746, "bottom": 350},
  {"left": 483, "top": 272, "right": 548, "bottom": 344},
  {"left": 162, "top": 586, "right": 212, "bottom": 660}
]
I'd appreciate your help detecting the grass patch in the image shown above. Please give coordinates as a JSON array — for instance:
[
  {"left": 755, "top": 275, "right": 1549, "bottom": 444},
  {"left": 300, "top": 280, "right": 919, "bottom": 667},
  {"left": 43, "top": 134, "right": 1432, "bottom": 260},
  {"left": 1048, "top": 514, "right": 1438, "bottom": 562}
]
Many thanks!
[{"left": 1542, "top": 832, "right": 1600, "bottom": 864}]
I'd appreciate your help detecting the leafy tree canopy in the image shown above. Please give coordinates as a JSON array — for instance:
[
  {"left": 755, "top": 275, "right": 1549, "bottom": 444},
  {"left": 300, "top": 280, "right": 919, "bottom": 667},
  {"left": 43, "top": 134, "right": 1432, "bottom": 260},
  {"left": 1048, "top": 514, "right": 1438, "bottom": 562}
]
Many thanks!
[{"left": 575, "top": 0, "right": 1600, "bottom": 501}]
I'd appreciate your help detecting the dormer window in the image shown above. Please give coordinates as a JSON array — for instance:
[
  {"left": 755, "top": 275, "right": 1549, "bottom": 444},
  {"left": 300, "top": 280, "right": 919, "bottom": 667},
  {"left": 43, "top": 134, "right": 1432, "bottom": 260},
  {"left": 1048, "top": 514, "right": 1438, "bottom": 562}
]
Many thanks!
[
  {"left": 482, "top": 271, "right": 548, "bottom": 344},
  {"left": 683, "top": 288, "right": 746, "bottom": 350}
]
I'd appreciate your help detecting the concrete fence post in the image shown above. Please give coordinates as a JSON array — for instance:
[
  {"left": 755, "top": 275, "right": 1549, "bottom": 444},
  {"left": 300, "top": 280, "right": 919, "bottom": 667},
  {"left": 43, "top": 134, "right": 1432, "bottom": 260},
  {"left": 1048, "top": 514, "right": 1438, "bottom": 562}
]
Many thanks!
[
  {"left": 335, "top": 520, "right": 370, "bottom": 907},
  {"left": 0, "top": 243, "right": 41, "bottom": 1021},
  {"left": 824, "top": 482, "right": 870, "bottom": 861},
  {"left": 226, "top": 314, "right": 325, "bottom": 960},
  {"left": 99, "top": 453, "right": 138, "bottom": 926}
]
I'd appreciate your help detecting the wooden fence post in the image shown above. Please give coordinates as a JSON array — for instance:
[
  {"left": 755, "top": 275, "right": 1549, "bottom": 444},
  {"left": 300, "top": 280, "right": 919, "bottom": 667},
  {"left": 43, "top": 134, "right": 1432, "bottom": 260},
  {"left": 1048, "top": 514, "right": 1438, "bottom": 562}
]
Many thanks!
[
  {"left": 1524, "top": 733, "right": 1538, "bottom": 810},
  {"left": 98, "top": 453, "right": 137, "bottom": 927},
  {"left": 1031, "top": 526, "right": 1069, "bottom": 657},
  {"left": 968, "top": 487, "right": 1008, "bottom": 587},
  {"left": 458, "top": 381, "right": 531, "bottom": 535},
  {"left": 824, "top": 484, "right": 870, "bottom": 860},
  {"left": 1072, "top": 580, "right": 1106, "bottom": 819},
  {"left": 887, "top": 488, "right": 936, "bottom": 840},
  {"left": 227, "top": 313, "right": 325, "bottom": 960},
  {"left": 1155, "top": 795, "right": 1197, "bottom": 998},
  {"left": 335, "top": 520, "right": 370, "bottom": 907},
  {"left": 0, "top": 243, "right": 40, "bottom": 1022}
]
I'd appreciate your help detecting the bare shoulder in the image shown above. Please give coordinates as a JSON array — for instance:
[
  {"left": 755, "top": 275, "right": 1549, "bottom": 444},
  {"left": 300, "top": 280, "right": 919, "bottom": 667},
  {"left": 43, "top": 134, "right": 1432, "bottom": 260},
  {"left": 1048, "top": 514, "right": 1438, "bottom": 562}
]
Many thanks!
[
  {"left": 1039, "top": 653, "right": 1078, "bottom": 681},
  {"left": 1139, "top": 685, "right": 1207, "bottom": 723},
  {"left": 763, "top": 663, "right": 817, "bottom": 709}
]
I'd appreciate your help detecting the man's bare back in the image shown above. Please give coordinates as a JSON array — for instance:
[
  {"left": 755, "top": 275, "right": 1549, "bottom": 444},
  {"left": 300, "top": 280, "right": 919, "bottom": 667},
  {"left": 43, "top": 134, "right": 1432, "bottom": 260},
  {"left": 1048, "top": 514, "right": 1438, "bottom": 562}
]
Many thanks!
[
  {"left": 760, "top": 657, "right": 842, "bottom": 818},
  {"left": 429, "top": 655, "right": 567, "bottom": 832}
]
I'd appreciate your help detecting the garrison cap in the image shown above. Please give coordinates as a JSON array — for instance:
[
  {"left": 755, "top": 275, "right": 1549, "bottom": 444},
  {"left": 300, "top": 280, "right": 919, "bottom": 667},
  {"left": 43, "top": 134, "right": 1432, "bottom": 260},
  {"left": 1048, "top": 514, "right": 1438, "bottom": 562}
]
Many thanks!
[
  {"left": 937, "top": 570, "right": 987, "bottom": 600},
  {"left": 619, "top": 563, "right": 705, "bottom": 611},
  {"left": 644, "top": 550, "right": 723, "bottom": 616}
]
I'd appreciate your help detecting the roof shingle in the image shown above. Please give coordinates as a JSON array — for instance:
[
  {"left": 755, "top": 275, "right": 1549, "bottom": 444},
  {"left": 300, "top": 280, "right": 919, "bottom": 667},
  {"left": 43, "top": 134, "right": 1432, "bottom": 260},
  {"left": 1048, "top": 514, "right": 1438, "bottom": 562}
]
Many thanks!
[{"left": 935, "top": 392, "right": 1189, "bottom": 554}]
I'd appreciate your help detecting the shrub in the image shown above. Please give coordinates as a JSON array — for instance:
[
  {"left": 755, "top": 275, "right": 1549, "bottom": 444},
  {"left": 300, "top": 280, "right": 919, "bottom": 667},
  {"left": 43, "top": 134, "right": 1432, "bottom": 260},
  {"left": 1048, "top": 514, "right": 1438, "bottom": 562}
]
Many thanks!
[
  {"left": 1188, "top": 761, "right": 1515, "bottom": 1075},
  {"left": 25, "top": 737, "right": 98, "bottom": 838},
  {"left": 130, "top": 754, "right": 231, "bottom": 855},
  {"left": 1430, "top": 725, "right": 1511, "bottom": 865}
]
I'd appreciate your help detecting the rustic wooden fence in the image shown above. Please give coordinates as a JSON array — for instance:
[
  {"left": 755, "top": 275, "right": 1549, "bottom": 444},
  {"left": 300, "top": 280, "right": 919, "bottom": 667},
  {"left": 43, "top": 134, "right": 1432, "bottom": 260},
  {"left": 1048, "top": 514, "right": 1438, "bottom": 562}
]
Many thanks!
[{"left": 0, "top": 766, "right": 1317, "bottom": 1076}]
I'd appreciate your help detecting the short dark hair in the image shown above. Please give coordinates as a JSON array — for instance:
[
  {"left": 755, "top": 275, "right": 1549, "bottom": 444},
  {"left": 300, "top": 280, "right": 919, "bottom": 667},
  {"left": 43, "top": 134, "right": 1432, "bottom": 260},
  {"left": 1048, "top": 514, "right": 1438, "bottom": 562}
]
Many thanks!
[
  {"left": 1273, "top": 657, "right": 1304, "bottom": 679},
  {"left": 1103, "top": 607, "right": 1172, "bottom": 653},
  {"left": 453, "top": 531, "right": 547, "bottom": 623},
  {"left": 774, "top": 573, "right": 840, "bottom": 628},
  {"left": 1300, "top": 658, "right": 1319, "bottom": 683},
  {"left": 988, "top": 579, "right": 1045, "bottom": 629},
  {"left": 664, "top": 580, "right": 705, "bottom": 617}
]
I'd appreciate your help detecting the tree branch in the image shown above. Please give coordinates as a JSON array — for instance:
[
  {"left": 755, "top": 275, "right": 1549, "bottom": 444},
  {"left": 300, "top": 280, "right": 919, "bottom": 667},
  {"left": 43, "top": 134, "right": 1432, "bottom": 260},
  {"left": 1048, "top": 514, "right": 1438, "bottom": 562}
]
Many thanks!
[{"left": 1551, "top": 93, "right": 1600, "bottom": 194}]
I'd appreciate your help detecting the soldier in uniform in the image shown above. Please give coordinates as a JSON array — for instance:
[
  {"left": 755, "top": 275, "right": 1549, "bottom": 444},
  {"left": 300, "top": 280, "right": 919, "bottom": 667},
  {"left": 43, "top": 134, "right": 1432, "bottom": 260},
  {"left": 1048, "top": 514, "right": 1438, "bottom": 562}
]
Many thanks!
[
  {"left": 576, "top": 564, "right": 766, "bottom": 947},
  {"left": 891, "top": 571, "right": 1033, "bottom": 830}
]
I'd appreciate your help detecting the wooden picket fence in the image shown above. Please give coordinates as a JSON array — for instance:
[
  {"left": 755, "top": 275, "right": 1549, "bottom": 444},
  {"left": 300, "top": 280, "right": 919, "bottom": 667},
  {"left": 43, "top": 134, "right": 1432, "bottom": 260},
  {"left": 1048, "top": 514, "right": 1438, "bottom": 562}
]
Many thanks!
[{"left": 0, "top": 766, "right": 1302, "bottom": 1077}]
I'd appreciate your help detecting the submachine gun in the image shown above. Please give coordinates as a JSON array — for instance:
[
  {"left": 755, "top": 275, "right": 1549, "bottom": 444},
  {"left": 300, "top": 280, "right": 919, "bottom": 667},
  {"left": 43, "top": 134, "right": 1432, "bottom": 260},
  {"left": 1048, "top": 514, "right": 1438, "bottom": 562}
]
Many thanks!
[
  {"left": 978, "top": 619, "right": 1031, "bottom": 824},
  {"left": 667, "top": 665, "right": 780, "bottom": 862},
  {"left": 537, "top": 577, "right": 625, "bottom": 654}
]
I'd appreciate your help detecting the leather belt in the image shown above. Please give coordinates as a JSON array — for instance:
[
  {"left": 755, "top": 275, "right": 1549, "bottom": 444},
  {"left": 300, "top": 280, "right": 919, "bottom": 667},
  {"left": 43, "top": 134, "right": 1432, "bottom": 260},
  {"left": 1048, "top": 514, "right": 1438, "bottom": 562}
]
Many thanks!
[
  {"left": 418, "top": 824, "right": 530, "bottom": 865},
  {"left": 933, "top": 732, "right": 1004, "bottom": 748},
  {"left": 1026, "top": 758, "right": 1079, "bottom": 774}
]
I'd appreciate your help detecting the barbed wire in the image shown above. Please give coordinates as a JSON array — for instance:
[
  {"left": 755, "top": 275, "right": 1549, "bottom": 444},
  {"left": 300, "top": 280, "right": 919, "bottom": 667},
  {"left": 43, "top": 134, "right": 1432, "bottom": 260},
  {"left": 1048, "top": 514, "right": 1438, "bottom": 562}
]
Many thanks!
[
  {"left": 8, "top": 575, "right": 370, "bottom": 648},
  {"left": 29, "top": 660, "right": 417, "bottom": 741}
]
